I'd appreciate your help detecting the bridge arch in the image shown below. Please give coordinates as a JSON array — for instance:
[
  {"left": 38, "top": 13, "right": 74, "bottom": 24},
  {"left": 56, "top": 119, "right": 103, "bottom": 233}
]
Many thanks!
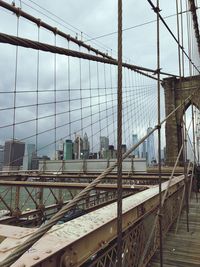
[{"left": 162, "top": 75, "right": 200, "bottom": 166}]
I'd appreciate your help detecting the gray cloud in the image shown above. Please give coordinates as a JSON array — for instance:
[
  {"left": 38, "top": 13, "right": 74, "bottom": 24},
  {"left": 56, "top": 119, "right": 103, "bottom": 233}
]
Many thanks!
[{"left": 0, "top": 0, "right": 199, "bottom": 159}]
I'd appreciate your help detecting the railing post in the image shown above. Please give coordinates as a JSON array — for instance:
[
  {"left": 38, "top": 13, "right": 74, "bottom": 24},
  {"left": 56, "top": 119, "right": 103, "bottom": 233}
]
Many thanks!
[{"left": 117, "top": 0, "right": 123, "bottom": 266}]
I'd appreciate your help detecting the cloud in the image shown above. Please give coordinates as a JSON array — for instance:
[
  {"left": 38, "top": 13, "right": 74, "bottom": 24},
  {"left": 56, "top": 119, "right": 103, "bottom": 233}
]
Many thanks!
[{"left": 0, "top": 0, "right": 198, "bottom": 158}]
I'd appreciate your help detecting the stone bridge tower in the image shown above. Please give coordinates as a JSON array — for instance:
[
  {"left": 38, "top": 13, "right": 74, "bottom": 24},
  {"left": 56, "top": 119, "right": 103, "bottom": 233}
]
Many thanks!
[{"left": 162, "top": 75, "right": 200, "bottom": 166}]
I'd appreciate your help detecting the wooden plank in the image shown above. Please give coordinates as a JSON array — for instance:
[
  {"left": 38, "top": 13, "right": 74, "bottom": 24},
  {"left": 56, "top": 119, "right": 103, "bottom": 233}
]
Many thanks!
[{"left": 149, "top": 194, "right": 200, "bottom": 266}]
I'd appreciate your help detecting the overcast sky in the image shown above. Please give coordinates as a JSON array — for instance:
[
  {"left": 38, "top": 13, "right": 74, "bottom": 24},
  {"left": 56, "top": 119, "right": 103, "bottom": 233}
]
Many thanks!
[{"left": 0, "top": 0, "right": 199, "bottom": 158}]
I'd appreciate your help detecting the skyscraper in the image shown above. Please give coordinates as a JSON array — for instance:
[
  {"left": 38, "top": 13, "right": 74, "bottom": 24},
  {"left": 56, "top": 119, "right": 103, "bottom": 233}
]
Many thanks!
[
  {"left": 73, "top": 135, "right": 83, "bottom": 159},
  {"left": 132, "top": 134, "right": 139, "bottom": 157},
  {"left": 56, "top": 139, "right": 64, "bottom": 160},
  {"left": 23, "top": 144, "right": 36, "bottom": 170},
  {"left": 64, "top": 140, "right": 73, "bottom": 160},
  {"left": 100, "top": 136, "right": 109, "bottom": 159},
  {"left": 100, "top": 136, "right": 109, "bottom": 151},
  {"left": 146, "top": 127, "right": 156, "bottom": 165},
  {"left": 0, "top": 145, "right": 4, "bottom": 171},
  {"left": 82, "top": 133, "right": 90, "bottom": 159},
  {"left": 141, "top": 140, "right": 147, "bottom": 158},
  {"left": 3, "top": 140, "right": 25, "bottom": 170}
]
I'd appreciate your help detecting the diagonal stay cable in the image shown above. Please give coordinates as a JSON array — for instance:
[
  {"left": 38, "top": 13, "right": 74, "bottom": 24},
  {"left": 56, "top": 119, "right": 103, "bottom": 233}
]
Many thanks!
[
  {"left": 0, "top": 92, "right": 196, "bottom": 267},
  {"left": 0, "top": 31, "right": 175, "bottom": 80},
  {"left": 138, "top": 143, "right": 184, "bottom": 267},
  {"left": 0, "top": 0, "right": 177, "bottom": 78},
  {"left": 147, "top": 0, "right": 200, "bottom": 74}
]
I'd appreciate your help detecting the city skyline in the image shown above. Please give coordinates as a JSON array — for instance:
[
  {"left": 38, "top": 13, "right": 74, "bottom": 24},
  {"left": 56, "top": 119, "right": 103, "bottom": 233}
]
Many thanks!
[{"left": 0, "top": 126, "right": 160, "bottom": 171}]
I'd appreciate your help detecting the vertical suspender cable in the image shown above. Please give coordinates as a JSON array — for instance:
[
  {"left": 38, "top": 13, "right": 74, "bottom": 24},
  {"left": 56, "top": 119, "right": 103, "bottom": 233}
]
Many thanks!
[
  {"left": 36, "top": 25, "right": 40, "bottom": 157},
  {"left": 182, "top": 0, "right": 189, "bottom": 232},
  {"left": 104, "top": 63, "right": 109, "bottom": 139},
  {"left": 54, "top": 33, "right": 57, "bottom": 159},
  {"left": 67, "top": 41, "right": 71, "bottom": 141},
  {"left": 89, "top": 60, "right": 93, "bottom": 154},
  {"left": 156, "top": 0, "right": 163, "bottom": 266},
  {"left": 96, "top": 62, "right": 101, "bottom": 156},
  {"left": 176, "top": 0, "right": 189, "bottom": 232},
  {"left": 79, "top": 47, "right": 83, "bottom": 142},
  {"left": 13, "top": 16, "right": 19, "bottom": 142},
  {"left": 127, "top": 69, "right": 131, "bottom": 147},
  {"left": 180, "top": 0, "right": 185, "bottom": 77},
  {"left": 109, "top": 64, "right": 116, "bottom": 146},
  {"left": 117, "top": 0, "right": 123, "bottom": 266}
]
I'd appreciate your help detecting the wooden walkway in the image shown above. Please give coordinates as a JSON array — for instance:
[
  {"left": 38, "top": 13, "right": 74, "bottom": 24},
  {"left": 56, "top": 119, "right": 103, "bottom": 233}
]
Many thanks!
[{"left": 149, "top": 194, "right": 200, "bottom": 267}]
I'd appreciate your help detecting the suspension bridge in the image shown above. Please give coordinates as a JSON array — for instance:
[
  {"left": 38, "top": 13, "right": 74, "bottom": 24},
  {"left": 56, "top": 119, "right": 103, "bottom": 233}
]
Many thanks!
[{"left": 0, "top": 0, "right": 200, "bottom": 266}]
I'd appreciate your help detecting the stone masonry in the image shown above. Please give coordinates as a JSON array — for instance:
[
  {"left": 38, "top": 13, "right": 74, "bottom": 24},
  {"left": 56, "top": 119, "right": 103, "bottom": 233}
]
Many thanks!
[{"left": 162, "top": 75, "right": 200, "bottom": 166}]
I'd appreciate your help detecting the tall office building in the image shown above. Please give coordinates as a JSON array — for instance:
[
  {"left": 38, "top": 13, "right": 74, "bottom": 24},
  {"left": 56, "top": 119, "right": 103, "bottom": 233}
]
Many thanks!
[
  {"left": 32, "top": 155, "right": 50, "bottom": 170},
  {"left": 64, "top": 140, "right": 73, "bottom": 160},
  {"left": 82, "top": 133, "right": 90, "bottom": 159},
  {"left": 0, "top": 145, "right": 4, "bottom": 171},
  {"left": 55, "top": 139, "right": 64, "bottom": 160},
  {"left": 73, "top": 135, "right": 83, "bottom": 159},
  {"left": 132, "top": 134, "right": 140, "bottom": 157},
  {"left": 3, "top": 140, "right": 25, "bottom": 170},
  {"left": 58, "top": 139, "right": 64, "bottom": 151},
  {"left": 146, "top": 127, "right": 156, "bottom": 165},
  {"left": 23, "top": 144, "right": 36, "bottom": 170},
  {"left": 100, "top": 136, "right": 109, "bottom": 151},
  {"left": 99, "top": 136, "right": 109, "bottom": 159},
  {"left": 141, "top": 140, "right": 147, "bottom": 158}
]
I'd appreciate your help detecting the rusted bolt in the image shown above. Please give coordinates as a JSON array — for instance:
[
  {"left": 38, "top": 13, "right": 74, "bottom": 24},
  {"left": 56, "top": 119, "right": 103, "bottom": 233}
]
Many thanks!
[{"left": 45, "top": 249, "right": 52, "bottom": 254}]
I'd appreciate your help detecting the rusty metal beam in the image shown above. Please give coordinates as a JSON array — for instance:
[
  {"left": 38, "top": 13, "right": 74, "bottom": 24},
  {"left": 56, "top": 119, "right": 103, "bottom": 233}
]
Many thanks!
[
  {"left": 0, "top": 170, "right": 180, "bottom": 179},
  {"left": 0, "top": 180, "right": 149, "bottom": 191},
  {"left": 0, "top": 175, "right": 185, "bottom": 266},
  {"left": 0, "top": 191, "right": 132, "bottom": 225}
]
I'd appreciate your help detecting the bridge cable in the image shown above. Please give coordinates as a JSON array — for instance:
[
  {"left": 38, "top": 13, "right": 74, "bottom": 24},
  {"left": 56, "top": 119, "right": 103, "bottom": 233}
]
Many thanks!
[
  {"left": 22, "top": 0, "right": 114, "bottom": 57},
  {"left": 85, "top": 8, "right": 199, "bottom": 43},
  {"left": 0, "top": 84, "right": 191, "bottom": 169},
  {"left": 138, "top": 143, "right": 185, "bottom": 267},
  {"left": 0, "top": 90, "right": 196, "bottom": 266},
  {"left": 186, "top": 0, "right": 198, "bottom": 205},
  {"left": 116, "top": 0, "right": 123, "bottom": 265},
  {"left": 54, "top": 32, "right": 57, "bottom": 160},
  {"left": 68, "top": 40, "right": 72, "bottom": 141},
  {"left": 88, "top": 58, "right": 94, "bottom": 154},
  {"left": 0, "top": 0, "right": 177, "bottom": 78},
  {"left": 177, "top": 0, "right": 190, "bottom": 232},
  {"left": 155, "top": 0, "right": 163, "bottom": 265},
  {"left": 3, "top": 77, "right": 157, "bottom": 167},
  {"left": 147, "top": 0, "right": 200, "bottom": 74},
  {"left": 36, "top": 23, "right": 40, "bottom": 157}
]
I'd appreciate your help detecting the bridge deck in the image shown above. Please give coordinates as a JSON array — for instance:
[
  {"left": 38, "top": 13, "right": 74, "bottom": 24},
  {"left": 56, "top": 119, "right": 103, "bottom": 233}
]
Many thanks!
[{"left": 150, "top": 194, "right": 200, "bottom": 267}]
